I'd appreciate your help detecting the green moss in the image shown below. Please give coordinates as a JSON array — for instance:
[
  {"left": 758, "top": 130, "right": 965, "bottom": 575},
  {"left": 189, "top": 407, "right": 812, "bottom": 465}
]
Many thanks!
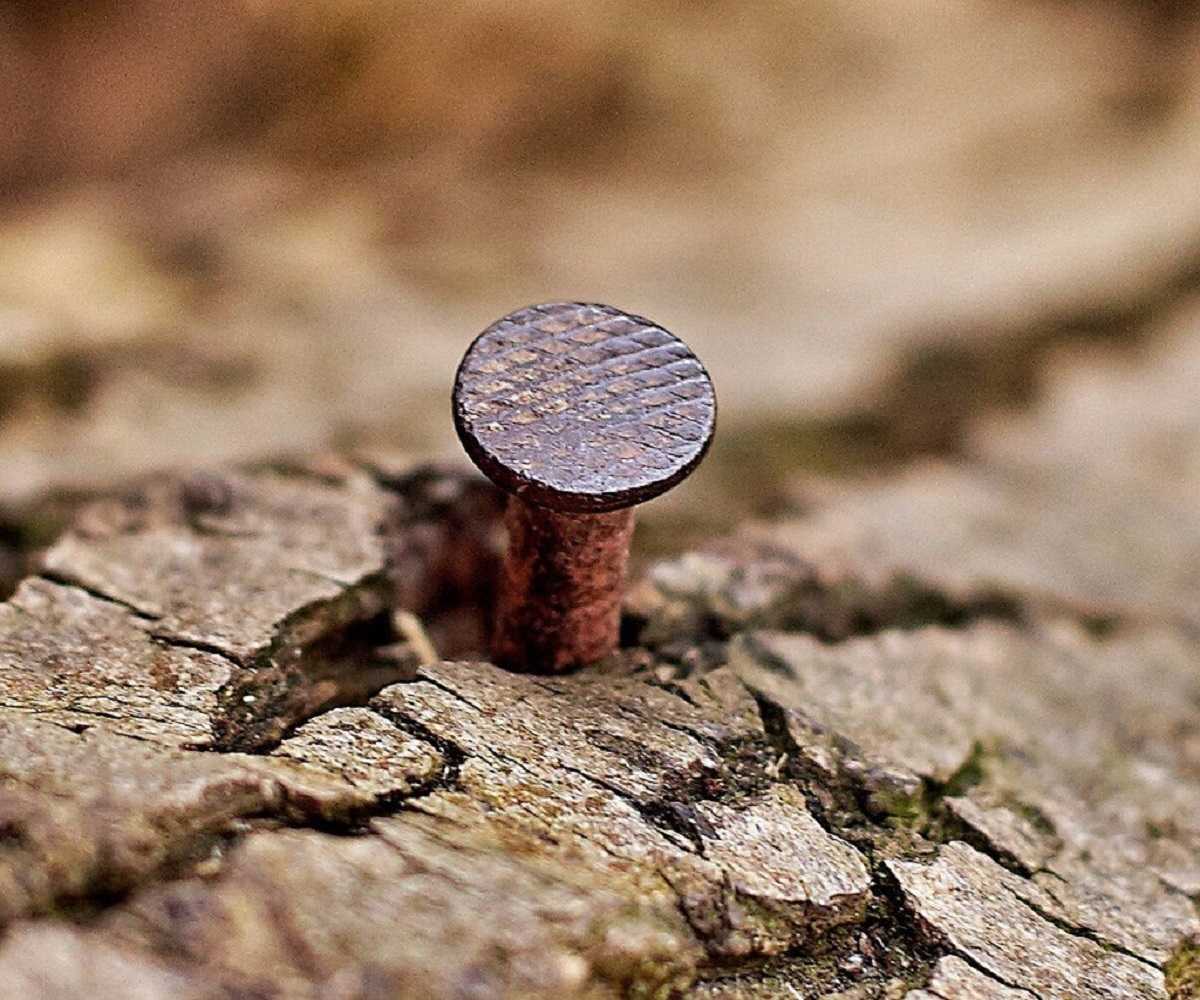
[
  {"left": 1167, "top": 938, "right": 1200, "bottom": 1000},
  {"left": 875, "top": 742, "right": 990, "bottom": 834},
  {"left": 868, "top": 786, "right": 928, "bottom": 826},
  {"left": 941, "top": 742, "right": 988, "bottom": 798}
]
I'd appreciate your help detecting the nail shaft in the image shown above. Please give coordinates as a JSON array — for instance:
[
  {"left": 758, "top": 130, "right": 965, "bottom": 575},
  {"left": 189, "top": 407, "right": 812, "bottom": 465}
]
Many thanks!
[{"left": 491, "top": 497, "right": 634, "bottom": 672}]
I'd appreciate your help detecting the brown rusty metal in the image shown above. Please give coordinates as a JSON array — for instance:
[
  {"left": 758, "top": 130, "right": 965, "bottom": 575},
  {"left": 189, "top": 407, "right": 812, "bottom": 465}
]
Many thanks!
[
  {"left": 491, "top": 501, "right": 635, "bottom": 672},
  {"left": 453, "top": 301, "right": 716, "bottom": 672}
]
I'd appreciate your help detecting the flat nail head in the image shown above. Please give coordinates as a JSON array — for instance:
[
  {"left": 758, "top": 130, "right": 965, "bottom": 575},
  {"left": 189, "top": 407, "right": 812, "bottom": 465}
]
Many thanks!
[{"left": 453, "top": 302, "right": 716, "bottom": 513}]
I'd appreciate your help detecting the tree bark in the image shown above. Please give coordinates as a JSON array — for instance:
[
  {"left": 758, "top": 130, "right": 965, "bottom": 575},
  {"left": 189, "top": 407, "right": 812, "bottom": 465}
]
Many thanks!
[{"left": 0, "top": 320, "right": 1198, "bottom": 997}]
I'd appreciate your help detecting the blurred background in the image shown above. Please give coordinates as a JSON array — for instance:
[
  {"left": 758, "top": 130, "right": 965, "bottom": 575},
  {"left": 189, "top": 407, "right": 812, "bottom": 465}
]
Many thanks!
[{"left": 2, "top": 0, "right": 1199, "bottom": 568}]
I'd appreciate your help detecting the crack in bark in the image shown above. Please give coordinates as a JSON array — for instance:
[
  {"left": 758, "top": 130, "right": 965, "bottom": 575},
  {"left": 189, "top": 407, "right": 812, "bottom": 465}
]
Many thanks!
[
  {"left": 35, "top": 571, "right": 160, "bottom": 622},
  {"left": 998, "top": 880, "right": 1165, "bottom": 973},
  {"left": 369, "top": 700, "right": 468, "bottom": 792},
  {"left": 944, "top": 948, "right": 1042, "bottom": 999},
  {"left": 407, "top": 671, "right": 488, "bottom": 715},
  {"left": 147, "top": 631, "right": 244, "bottom": 668}
]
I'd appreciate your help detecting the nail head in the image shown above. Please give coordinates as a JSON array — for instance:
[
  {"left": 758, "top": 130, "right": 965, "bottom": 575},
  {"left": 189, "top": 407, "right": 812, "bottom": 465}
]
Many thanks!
[{"left": 453, "top": 302, "right": 716, "bottom": 513}]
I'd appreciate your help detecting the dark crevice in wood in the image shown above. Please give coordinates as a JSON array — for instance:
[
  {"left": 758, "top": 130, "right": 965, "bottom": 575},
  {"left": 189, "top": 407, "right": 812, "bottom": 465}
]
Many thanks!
[
  {"left": 206, "top": 607, "right": 411, "bottom": 754},
  {"left": 147, "top": 631, "right": 243, "bottom": 668},
  {"left": 369, "top": 699, "right": 468, "bottom": 794},
  {"left": 999, "top": 880, "right": 1165, "bottom": 973},
  {"left": 36, "top": 571, "right": 161, "bottom": 623},
  {"left": 943, "top": 947, "right": 1041, "bottom": 999}
]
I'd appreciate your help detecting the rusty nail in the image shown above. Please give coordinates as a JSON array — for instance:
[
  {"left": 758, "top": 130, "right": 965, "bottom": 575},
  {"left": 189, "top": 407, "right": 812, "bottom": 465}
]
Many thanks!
[{"left": 453, "top": 301, "right": 716, "bottom": 672}]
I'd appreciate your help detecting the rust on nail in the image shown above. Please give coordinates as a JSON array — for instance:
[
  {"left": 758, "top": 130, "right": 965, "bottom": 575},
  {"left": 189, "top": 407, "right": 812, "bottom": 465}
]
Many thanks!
[
  {"left": 491, "top": 500, "right": 635, "bottom": 672},
  {"left": 453, "top": 301, "right": 716, "bottom": 672}
]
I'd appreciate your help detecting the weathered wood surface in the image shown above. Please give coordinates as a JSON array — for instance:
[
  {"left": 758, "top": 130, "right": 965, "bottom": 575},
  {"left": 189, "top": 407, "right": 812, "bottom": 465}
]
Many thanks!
[{"left": 0, "top": 314, "right": 1195, "bottom": 997}]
